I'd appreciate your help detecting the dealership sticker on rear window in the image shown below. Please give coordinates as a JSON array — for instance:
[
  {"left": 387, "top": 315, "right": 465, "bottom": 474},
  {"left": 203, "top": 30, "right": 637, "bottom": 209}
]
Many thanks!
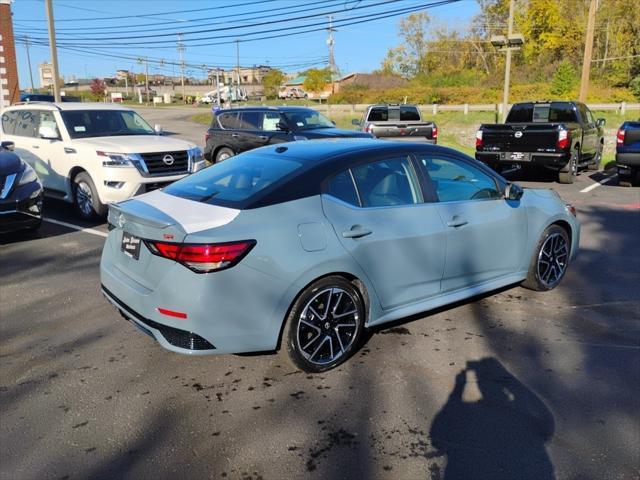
[{"left": 74, "top": 126, "right": 86, "bottom": 132}]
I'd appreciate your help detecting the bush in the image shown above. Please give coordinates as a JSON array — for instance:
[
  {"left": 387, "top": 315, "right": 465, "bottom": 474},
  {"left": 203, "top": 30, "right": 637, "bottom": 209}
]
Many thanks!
[
  {"left": 630, "top": 76, "right": 640, "bottom": 101},
  {"left": 550, "top": 61, "right": 578, "bottom": 98}
]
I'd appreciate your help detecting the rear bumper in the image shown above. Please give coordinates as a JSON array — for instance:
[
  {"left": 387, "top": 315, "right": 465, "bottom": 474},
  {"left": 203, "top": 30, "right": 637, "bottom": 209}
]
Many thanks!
[
  {"left": 0, "top": 182, "right": 43, "bottom": 234},
  {"left": 476, "top": 151, "right": 570, "bottom": 170},
  {"left": 615, "top": 152, "right": 640, "bottom": 167},
  {"left": 378, "top": 136, "right": 436, "bottom": 144}
]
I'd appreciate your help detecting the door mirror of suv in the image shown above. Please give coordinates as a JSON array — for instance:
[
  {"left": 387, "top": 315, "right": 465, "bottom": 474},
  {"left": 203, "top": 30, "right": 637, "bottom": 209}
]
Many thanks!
[
  {"left": 351, "top": 119, "right": 361, "bottom": 126},
  {"left": 504, "top": 182, "right": 523, "bottom": 201},
  {"left": 596, "top": 118, "right": 606, "bottom": 127},
  {"left": 154, "top": 124, "right": 164, "bottom": 135},
  {"left": 38, "top": 125, "right": 59, "bottom": 140},
  {"left": 276, "top": 121, "right": 289, "bottom": 132},
  {"left": 1, "top": 141, "right": 15, "bottom": 151}
]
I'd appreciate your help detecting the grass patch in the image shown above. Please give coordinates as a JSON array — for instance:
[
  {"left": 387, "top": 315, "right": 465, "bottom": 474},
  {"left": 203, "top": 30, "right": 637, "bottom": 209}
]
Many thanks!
[{"left": 191, "top": 112, "right": 212, "bottom": 126}]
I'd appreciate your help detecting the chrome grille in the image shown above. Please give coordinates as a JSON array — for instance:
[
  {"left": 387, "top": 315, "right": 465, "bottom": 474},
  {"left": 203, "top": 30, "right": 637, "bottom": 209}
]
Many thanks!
[{"left": 140, "top": 151, "right": 189, "bottom": 176}]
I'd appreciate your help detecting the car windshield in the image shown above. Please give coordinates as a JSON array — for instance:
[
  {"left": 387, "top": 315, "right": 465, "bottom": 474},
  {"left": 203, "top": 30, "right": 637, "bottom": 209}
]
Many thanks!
[
  {"left": 283, "top": 110, "right": 334, "bottom": 130},
  {"left": 60, "top": 110, "right": 155, "bottom": 138},
  {"left": 163, "top": 152, "right": 304, "bottom": 206}
]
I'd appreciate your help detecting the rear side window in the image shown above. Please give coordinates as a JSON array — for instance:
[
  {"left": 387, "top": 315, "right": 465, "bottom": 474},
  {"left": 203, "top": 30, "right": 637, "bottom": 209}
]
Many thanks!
[
  {"left": 217, "top": 112, "right": 239, "bottom": 129},
  {"left": 239, "top": 111, "right": 263, "bottom": 130},
  {"left": 12, "top": 110, "right": 40, "bottom": 138},
  {"left": 400, "top": 106, "right": 420, "bottom": 121},
  {"left": 163, "top": 153, "right": 303, "bottom": 206},
  {"left": 367, "top": 107, "right": 388, "bottom": 122},
  {"left": 352, "top": 157, "right": 422, "bottom": 208},
  {"left": 326, "top": 170, "right": 359, "bottom": 206},
  {"left": 1, "top": 111, "right": 18, "bottom": 135}
]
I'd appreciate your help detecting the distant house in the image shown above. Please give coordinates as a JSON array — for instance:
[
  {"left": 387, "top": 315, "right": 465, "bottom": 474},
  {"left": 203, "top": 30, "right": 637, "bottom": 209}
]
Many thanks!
[
  {"left": 283, "top": 76, "right": 306, "bottom": 87},
  {"left": 335, "top": 73, "right": 409, "bottom": 92}
]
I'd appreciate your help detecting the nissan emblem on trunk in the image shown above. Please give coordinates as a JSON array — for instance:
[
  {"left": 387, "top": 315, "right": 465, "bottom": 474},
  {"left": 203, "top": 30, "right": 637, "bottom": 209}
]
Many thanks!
[
  {"left": 514, "top": 131, "right": 523, "bottom": 138},
  {"left": 162, "top": 154, "right": 175, "bottom": 166}
]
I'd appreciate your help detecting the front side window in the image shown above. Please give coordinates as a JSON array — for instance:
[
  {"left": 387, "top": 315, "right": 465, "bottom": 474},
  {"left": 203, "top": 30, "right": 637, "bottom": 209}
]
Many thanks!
[
  {"left": 351, "top": 157, "right": 422, "bottom": 208},
  {"left": 1, "top": 111, "right": 18, "bottom": 135},
  {"left": 60, "top": 110, "right": 154, "bottom": 138},
  {"left": 12, "top": 110, "right": 40, "bottom": 138},
  {"left": 282, "top": 110, "right": 334, "bottom": 130},
  {"left": 418, "top": 155, "right": 500, "bottom": 202}
]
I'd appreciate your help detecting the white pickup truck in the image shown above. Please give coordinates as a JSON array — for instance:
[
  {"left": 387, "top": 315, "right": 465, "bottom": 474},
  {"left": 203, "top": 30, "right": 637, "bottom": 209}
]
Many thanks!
[{"left": 0, "top": 102, "right": 206, "bottom": 218}]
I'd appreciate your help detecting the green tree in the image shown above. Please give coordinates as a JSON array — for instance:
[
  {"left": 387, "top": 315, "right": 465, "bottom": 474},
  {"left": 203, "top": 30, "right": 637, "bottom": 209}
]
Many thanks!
[
  {"left": 303, "top": 67, "right": 332, "bottom": 95},
  {"left": 550, "top": 61, "right": 578, "bottom": 98},
  {"left": 381, "top": 12, "right": 430, "bottom": 77},
  {"left": 630, "top": 76, "right": 640, "bottom": 100},
  {"left": 261, "top": 68, "right": 285, "bottom": 99}
]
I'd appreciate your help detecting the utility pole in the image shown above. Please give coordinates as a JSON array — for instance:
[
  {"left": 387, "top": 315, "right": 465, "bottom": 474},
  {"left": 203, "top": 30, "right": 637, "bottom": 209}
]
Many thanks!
[
  {"left": 177, "top": 33, "right": 186, "bottom": 102},
  {"left": 45, "top": 0, "right": 61, "bottom": 102},
  {"left": 579, "top": 0, "right": 597, "bottom": 102},
  {"left": 235, "top": 39, "right": 240, "bottom": 101},
  {"left": 501, "top": 0, "right": 515, "bottom": 123},
  {"left": 138, "top": 57, "right": 149, "bottom": 105},
  {"left": 327, "top": 15, "right": 340, "bottom": 93},
  {"left": 24, "top": 35, "right": 35, "bottom": 92},
  {"left": 216, "top": 68, "right": 221, "bottom": 106}
]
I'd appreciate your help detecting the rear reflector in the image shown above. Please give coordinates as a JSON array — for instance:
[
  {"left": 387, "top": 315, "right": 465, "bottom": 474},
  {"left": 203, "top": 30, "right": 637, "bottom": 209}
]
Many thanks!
[
  {"left": 157, "top": 307, "right": 188, "bottom": 319},
  {"left": 145, "top": 240, "right": 256, "bottom": 273}
]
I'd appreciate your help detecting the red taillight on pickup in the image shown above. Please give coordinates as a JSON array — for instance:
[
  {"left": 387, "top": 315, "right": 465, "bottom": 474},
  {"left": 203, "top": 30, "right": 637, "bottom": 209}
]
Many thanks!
[
  {"left": 557, "top": 128, "right": 570, "bottom": 149},
  {"left": 432, "top": 125, "right": 438, "bottom": 143},
  {"left": 475, "top": 129, "right": 483, "bottom": 148},
  {"left": 617, "top": 128, "right": 625, "bottom": 145},
  {"left": 145, "top": 240, "right": 256, "bottom": 273}
]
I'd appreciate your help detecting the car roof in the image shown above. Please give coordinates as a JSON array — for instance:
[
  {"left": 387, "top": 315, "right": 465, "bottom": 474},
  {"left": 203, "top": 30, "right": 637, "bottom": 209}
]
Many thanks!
[
  {"left": 5, "top": 102, "right": 135, "bottom": 112},
  {"left": 216, "top": 105, "right": 318, "bottom": 114}
]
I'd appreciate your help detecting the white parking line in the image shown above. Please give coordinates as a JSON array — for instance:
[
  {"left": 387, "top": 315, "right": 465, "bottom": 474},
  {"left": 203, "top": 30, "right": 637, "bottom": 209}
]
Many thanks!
[
  {"left": 43, "top": 218, "right": 108, "bottom": 238},
  {"left": 580, "top": 174, "right": 618, "bottom": 193}
]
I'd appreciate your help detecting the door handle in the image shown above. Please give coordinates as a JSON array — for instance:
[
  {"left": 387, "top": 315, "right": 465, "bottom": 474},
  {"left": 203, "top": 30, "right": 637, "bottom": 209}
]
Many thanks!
[
  {"left": 258, "top": 135, "right": 269, "bottom": 141},
  {"left": 342, "top": 225, "right": 372, "bottom": 239},
  {"left": 231, "top": 133, "right": 239, "bottom": 138},
  {"left": 32, "top": 145, "right": 40, "bottom": 149},
  {"left": 446, "top": 216, "right": 468, "bottom": 228}
]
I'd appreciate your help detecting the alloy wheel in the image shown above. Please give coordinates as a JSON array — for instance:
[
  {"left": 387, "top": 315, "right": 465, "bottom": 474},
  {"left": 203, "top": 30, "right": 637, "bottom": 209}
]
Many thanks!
[
  {"left": 296, "top": 287, "right": 360, "bottom": 366},
  {"left": 76, "top": 182, "right": 93, "bottom": 216},
  {"left": 536, "top": 232, "right": 569, "bottom": 288}
]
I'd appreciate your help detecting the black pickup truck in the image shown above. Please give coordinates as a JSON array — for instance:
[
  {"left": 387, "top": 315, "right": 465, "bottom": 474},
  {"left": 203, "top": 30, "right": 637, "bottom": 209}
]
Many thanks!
[
  {"left": 352, "top": 104, "right": 437, "bottom": 143},
  {"left": 475, "top": 101, "right": 605, "bottom": 183},
  {"left": 203, "top": 106, "right": 372, "bottom": 163},
  {"left": 616, "top": 121, "right": 640, "bottom": 187}
]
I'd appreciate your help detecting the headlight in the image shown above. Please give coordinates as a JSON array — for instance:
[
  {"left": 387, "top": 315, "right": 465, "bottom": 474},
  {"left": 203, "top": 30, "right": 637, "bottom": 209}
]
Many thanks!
[
  {"left": 97, "top": 150, "right": 136, "bottom": 168},
  {"left": 17, "top": 163, "right": 38, "bottom": 186}
]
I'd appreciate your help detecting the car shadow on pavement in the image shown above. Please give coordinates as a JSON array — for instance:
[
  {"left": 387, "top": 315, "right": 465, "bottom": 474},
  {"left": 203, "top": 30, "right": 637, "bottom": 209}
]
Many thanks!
[{"left": 429, "top": 357, "right": 555, "bottom": 480}]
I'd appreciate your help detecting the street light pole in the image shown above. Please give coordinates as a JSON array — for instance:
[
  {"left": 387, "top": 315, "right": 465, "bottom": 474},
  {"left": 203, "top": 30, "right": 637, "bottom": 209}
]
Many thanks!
[
  {"left": 579, "top": 0, "right": 597, "bottom": 102},
  {"left": 44, "top": 0, "right": 61, "bottom": 102},
  {"left": 501, "top": 0, "right": 515, "bottom": 123}
]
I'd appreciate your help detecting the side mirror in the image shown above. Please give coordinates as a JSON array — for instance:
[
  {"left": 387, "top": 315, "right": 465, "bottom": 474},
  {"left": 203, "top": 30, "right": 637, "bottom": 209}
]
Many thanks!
[
  {"left": 504, "top": 182, "right": 523, "bottom": 201},
  {"left": 276, "top": 121, "right": 289, "bottom": 132},
  {"left": 351, "top": 119, "right": 361, "bottom": 126},
  {"left": 38, "top": 125, "right": 59, "bottom": 140},
  {"left": 154, "top": 124, "right": 163, "bottom": 135},
  {"left": 596, "top": 118, "right": 606, "bottom": 127},
  {"left": 1, "top": 140, "right": 15, "bottom": 151}
]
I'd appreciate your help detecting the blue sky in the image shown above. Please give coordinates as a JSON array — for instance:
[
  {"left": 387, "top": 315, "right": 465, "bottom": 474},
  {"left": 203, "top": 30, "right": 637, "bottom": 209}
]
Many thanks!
[{"left": 10, "top": 0, "right": 479, "bottom": 87}]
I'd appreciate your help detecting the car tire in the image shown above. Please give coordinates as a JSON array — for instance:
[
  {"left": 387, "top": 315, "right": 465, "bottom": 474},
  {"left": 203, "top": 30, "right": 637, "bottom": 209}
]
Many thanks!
[
  {"left": 588, "top": 143, "right": 603, "bottom": 171},
  {"left": 215, "top": 147, "right": 234, "bottom": 163},
  {"left": 282, "top": 276, "right": 365, "bottom": 373},
  {"left": 522, "top": 224, "right": 571, "bottom": 292},
  {"left": 73, "top": 172, "right": 106, "bottom": 219},
  {"left": 558, "top": 150, "right": 578, "bottom": 184}
]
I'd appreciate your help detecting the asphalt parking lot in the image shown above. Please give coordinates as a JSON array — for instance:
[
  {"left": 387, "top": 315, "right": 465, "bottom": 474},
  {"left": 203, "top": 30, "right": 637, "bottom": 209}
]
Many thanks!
[{"left": 1, "top": 108, "right": 639, "bottom": 480}]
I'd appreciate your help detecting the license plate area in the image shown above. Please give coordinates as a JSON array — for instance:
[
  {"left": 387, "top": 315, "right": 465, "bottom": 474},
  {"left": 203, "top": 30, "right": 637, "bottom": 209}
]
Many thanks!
[
  {"left": 121, "top": 231, "right": 141, "bottom": 260},
  {"left": 504, "top": 152, "right": 530, "bottom": 161}
]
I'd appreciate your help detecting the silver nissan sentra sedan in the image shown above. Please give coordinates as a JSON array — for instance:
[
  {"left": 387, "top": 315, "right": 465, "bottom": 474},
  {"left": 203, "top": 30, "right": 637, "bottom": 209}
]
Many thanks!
[{"left": 100, "top": 139, "right": 579, "bottom": 372}]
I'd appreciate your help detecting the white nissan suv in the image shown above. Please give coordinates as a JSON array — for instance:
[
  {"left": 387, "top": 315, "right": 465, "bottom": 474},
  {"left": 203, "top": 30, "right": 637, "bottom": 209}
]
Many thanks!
[{"left": 0, "top": 102, "right": 206, "bottom": 219}]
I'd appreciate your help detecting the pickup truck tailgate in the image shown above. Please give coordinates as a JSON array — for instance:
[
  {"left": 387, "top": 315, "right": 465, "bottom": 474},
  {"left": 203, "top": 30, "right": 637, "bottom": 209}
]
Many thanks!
[
  {"left": 369, "top": 122, "right": 435, "bottom": 140},
  {"left": 481, "top": 123, "right": 561, "bottom": 151}
]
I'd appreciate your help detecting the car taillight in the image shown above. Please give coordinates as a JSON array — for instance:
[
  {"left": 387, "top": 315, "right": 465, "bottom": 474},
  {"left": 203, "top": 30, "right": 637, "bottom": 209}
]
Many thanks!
[
  {"left": 475, "top": 130, "right": 483, "bottom": 148},
  {"left": 205, "top": 132, "right": 211, "bottom": 143},
  {"left": 557, "top": 128, "right": 570, "bottom": 149},
  {"left": 617, "top": 128, "right": 625, "bottom": 145},
  {"left": 432, "top": 126, "right": 438, "bottom": 143},
  {"left": 145, "top": 240, "right": 255, "bottom": 273}
]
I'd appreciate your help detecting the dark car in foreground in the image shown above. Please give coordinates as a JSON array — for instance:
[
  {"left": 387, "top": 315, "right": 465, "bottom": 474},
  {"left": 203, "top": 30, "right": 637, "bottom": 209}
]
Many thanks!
[
  {"left": 616, "top": 121, "right": 640, "bottom": 187},
  {"left": 101, "top": 139, "right": 579, "bottom": 372},
  {"left": 476, "top": 101, "right": 605, "bottom": 184},
  {"left": 353, "top": 104, "right": 438, "bottom": 143},
  {"left": 203, "top": 106, "right": 373, "bottom": 163},
  {"left": 0, "top": 141, "right": 43, "bottom": 233}
]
